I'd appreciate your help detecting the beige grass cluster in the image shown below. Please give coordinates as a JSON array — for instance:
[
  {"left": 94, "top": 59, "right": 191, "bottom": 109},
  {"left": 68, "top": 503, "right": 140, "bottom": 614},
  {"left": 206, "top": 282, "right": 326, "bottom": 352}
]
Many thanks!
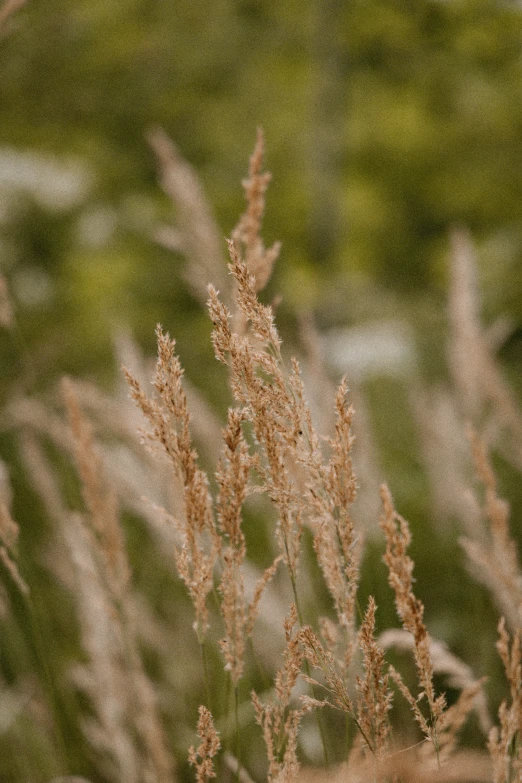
[
  {"left": 1, "top": 131, "right": 521, "bottom": 783},
  {"left": 123, "top": 132, "right": 522, "bottom": 781}
]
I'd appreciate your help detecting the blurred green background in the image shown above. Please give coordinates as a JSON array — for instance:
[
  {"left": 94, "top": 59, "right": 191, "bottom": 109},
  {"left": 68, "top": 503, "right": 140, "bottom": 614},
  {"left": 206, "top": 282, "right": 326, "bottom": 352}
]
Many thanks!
[
  {"left": 1, "top": 1, "right": 522, "bottom": 780},
  {"left": 2, "top": 0, "right": 522, "bottom": 381}
]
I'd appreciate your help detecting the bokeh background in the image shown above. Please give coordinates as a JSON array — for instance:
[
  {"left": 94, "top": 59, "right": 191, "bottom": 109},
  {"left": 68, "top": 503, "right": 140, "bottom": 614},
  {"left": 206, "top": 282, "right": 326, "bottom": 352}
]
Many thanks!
[
  {"left": 1, "top": 1, "right": 522, "bottom": 780},
  {"left": 2, "top": 1, "right": 522, "bottom": 380}
]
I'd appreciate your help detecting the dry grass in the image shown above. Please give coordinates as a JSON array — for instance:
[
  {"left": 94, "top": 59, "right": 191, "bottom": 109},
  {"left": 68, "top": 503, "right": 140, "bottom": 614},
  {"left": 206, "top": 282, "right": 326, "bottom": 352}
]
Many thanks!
[{"left": 1, "top": 132, "right": 521, "bottom": 783}]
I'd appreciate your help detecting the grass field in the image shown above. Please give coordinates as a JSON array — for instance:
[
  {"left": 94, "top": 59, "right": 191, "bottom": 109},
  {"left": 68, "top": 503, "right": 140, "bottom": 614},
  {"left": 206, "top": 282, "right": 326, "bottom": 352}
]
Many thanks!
[{"left": 1, "top": 129, "right": 521, "bottom": 783}]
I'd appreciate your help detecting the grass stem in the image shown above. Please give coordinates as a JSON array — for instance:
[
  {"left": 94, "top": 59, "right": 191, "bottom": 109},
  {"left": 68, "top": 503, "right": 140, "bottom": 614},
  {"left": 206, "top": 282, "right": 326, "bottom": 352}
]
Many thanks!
[
  {"left": 200, "top": 639, "right": 212, "bottom": 712},
  {"left": 287, "top": 561, "right": 329, "bottom": 768},
  {"left": 234, "top": 685, "right": 240, "bottom": 783}
]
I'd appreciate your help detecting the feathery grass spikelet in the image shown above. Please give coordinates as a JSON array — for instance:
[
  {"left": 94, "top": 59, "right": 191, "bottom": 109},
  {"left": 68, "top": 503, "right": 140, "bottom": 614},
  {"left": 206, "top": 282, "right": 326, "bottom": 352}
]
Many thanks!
[
  {"left": 124, "top": 326, "right": 219, "bottom": 640},
  {"left": 208, "top": 252, "right": 303, "bottom": 578},
  {"left": 379, "top": 628, "right": 491, "bottom": 735},
  {"left": 148, "top": 126, "right": 227, "bottom": 306},
  {"left": 252, "top": 605, "right": 310, "bottom": 783},
  {"left": 216, "top": 405, "right": 282, "bottom": 681},
  {"left": 216, "top": 407, "right": 250, "bottom": 683},
  {"left": 355, "top": 597, "right": 392, "bottom": 759},
  {"left": 188, "top": 706, "right": 221, "bottom": 783},
  {"left": 298, "top": 624, "right": 355, "bottom": 717},
  {"left": 62, "top": 376, "right": 129, "bottom": 598},
  {"left": 449, "top": 226, "right": 522, "bottom": 472},
  {"left": 435, "top": 678, "right": 488, "bottom": 762},
  {"left": 460, "top": 430, "right": 522, "bottom": 633},
  {"left": 308, "top": 378, "right": 360, "bottom": 664},
  {"left": 488, "top": 618, "right": 522, "bottom": 783},
  {"left": 380, "top": 484, "right": 446, "bottom": 753},
  {"left": 231, "top": 127, "right": 280, "bottom": 295}
]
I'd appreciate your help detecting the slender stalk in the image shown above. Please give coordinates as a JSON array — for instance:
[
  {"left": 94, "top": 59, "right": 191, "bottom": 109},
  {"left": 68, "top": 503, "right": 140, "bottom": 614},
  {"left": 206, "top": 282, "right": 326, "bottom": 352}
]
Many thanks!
[
  {"left": 22, "top": 592, "right": 70, "bottom": 771},
  {"left": 225, "top": 673, "right": 233, "bottom": 754},
  {"left": 234, "top": 685, "right": 240, "bottom": 783},
  {"left": 286, "top": 558, "right": 329, "bottom": 767},
  {"left": 200, "top": 640, "right": 212, "bottom": 712},
  {"left": 345, "top": 712, "right": 350, "bottom": 756},
  {"left": 432, "top": 716, "right": 441, "bottom": 769}
]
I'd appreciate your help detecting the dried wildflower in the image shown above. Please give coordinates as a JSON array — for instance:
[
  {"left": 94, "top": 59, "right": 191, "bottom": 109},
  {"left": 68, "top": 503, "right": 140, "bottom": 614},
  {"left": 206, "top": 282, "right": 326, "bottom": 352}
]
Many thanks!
[
  {"left": 62, "top": 377, "right": 129, "bottom": 599},
  {"left": 216, "top": 406, "right": 282, "bottom": 682},
  {"left": 252, "top": 605, "right": 309, "bottom": 783},
  {"left": 380, "top": 484, "right": 446, "bottom": 754},
  {"left": 216, "top": 408, "right": 249, "bottom": 683},
  {"left": 124, "top": 326, "right": 219, "bottom": 639},
  {"left": 461, "top": 430, "right": 522, "bottom": 633},
  {"left": 448, "top": 226, "right": 484, "bottom": 420},
  {"left": 488, "top": 618, "right": 522, "bottom": 783},
  {"left": 210, "top": 241, "right": 363, "bottom": 662},
  {"left": 435, "top": 679, "right": 488, "bottom": 762},
  {"left": 231, "top": 127, "right": 280, "bottom": 295},
  {"left": 218, "top": 552, "right": 247, "bottom": 684},
  {"left": 298, "top": 625, "right": 354, "bottom": 717},
  {"left": 148, "top": 127, "right": 227, "bottom": 307},
  {"left": 188, "top": 706, "right": 221, "bottom": 783},
  {"left": 308, "top": 379, "right": 360, "bottom": 665},
  {"left": 408, "top": 382, "right": 479, "bottom": 536},
  {"left": 216, "top": 408, "right": 250, "bottom": 549},
  {"left": 449, "top": 226, "right": 522, "bottom": 472},
  {"left": 355, "top": 597, "right": 392, "bottom": 759},
  {"left": 227, "top": 239, "right": 281, "bottom": 350},
  {"left": 380, "top": 628, "right": 491, "bottom": 735},
  {"left": 208, "top": 256, "right": 303, "bottom": 580}
]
